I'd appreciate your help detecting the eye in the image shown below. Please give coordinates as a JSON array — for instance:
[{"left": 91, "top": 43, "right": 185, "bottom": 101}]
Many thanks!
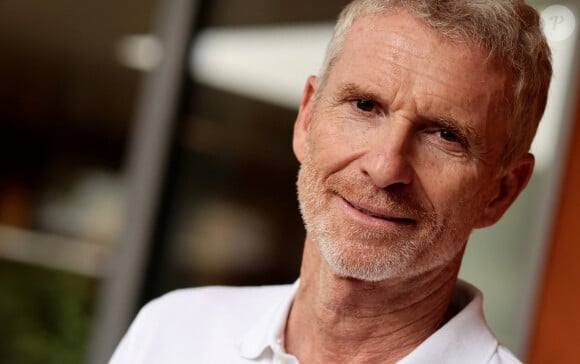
[
  {"left": 439, "top": 130, "right": 460, "bottom": 143},
  {"left": 420, "top": 122, "right": 471, "bottom": 157},
  {"left": 354, "top": 98, "right": 375, "bottom": 112}
]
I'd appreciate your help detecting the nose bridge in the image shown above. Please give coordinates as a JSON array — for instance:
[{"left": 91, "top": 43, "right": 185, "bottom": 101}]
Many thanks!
[
  {"left": 383, "top": 118, "right": 411, "bottom": 154},
  {"left": 360, "top": 118, "right": 414, "bottom": 188}
]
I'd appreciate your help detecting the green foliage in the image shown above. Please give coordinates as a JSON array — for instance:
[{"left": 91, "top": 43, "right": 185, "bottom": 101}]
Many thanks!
[{"left": 0, "top": 260, "right": 96, "bottom": 364}]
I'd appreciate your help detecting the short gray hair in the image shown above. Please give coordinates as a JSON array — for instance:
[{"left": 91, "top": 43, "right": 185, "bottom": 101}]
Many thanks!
[{"left": 317, "top": 0, "right": 552, "bottom": 165}]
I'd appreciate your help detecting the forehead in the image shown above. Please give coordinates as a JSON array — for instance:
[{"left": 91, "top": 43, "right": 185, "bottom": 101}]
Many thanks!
[{"left": 328, "top": 11, "right": 512, "bottom": 128}]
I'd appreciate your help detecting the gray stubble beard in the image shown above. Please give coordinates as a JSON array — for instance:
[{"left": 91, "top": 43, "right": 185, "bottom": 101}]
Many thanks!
[{"left": 296, "top": 154, "right": 446, "bottom": 282}]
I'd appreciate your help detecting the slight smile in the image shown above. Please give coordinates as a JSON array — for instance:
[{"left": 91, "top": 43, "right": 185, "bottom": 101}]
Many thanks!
[{"left": 337, "top": 193, "right": 416, "bottom": 225}]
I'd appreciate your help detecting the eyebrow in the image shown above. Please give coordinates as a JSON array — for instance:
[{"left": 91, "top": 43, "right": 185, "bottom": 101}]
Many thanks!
[{"left": 337, "top": 82, "right": 379, "bottom": 101}]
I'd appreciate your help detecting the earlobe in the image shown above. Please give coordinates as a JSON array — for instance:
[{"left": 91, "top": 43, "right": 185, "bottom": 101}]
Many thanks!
[
  {"left": 293, "top": 76, "right": 318, "bottom": 162},
  {"left": 475, "top": 153, "right": 535, "bottom": 228}
]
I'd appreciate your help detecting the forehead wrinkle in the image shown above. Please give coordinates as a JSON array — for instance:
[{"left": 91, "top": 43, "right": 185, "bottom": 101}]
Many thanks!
[
  {"left": 375, "top": 44, "right": 488, "bottom": 100},
  {"left": 346, "top": 18, "right": 494, "bottom": 99},
  {"left": 360, "top": 35, "right": 502, "bottom": 136}
]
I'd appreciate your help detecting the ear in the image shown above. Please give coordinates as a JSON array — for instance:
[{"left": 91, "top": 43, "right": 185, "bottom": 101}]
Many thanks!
[
  {"left": 475, "top": 153, "right": 535, "bottom": 228},
  {"left": 293, "top": 76, "right": 318, "bottom": 162}
]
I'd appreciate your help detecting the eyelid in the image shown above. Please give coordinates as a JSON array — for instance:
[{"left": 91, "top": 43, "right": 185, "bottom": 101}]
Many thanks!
[
  {"left": 351, "top": 97, "right": 386, "bottom": 117},
  {"left": 338, "top": 83, "right": 377, "bottom": 101},
  {"left": 429, "top": 119, "right": 469, "bottom": 145},
  {"left": 353, "top": 98, "right": 376, "bottom": 110}
]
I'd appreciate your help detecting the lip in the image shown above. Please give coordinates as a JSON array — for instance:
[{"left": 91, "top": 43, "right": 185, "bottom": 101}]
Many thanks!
[{"left": 336, "top": 194, "right": 415, "bottom": 226}]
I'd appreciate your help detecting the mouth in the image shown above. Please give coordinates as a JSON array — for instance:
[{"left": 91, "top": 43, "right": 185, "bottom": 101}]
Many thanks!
[{"left": 342, "top": 196, "right": 415, "bottom": 225}]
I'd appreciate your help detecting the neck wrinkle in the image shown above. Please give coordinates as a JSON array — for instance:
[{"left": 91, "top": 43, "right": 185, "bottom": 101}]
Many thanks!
[{"left": 285, "top": 236, "right": 462, "bottom": 364}]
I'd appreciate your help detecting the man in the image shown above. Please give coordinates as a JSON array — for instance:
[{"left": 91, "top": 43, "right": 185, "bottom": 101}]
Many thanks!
[{"left": 110, "top": 0, "right": 552, "bottom": 363}]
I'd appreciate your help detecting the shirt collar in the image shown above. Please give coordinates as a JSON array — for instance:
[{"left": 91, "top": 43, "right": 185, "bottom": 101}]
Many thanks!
[
  {"left": 237, "top": 280, "right": 300, "bottom": 359},
  {"left": 398, "top": 280, "right": 499, "bottom": 364},
  {"left": 237, "top": 279, "right": 498, "bottom": 363}
]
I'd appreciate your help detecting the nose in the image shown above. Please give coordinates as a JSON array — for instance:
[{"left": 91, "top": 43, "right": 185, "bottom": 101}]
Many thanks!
[{"left": 359, "top": 120, "right": 414, "bottom": 188}]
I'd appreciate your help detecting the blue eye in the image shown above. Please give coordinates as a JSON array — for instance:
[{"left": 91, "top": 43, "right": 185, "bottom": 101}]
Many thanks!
[{"left": 355, "top": 99, "right": 375, "bottom": 112}]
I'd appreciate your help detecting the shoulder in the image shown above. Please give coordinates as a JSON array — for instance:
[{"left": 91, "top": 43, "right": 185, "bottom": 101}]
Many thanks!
[
  {"left": 145, "top": 284, "right": 292, "bottom": 319},
  {"left": 109, "top": 284, "right": 294, "bottom": 364},
  {"left": 155, "top": 284, "right": 294, "bottom": 307},
  {"left": 134, "top": 284, "right": 293, "bottom": 331}
]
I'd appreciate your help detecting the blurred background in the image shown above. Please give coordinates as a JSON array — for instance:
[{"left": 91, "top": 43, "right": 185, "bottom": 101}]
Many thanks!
[{"left": 0, "top": 0, "right": 578, "bottom": 363}]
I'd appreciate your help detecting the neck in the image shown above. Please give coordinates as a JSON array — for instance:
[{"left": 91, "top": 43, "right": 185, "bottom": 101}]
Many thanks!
[{"left": 285, "top": 237, "right": 462, "bottom": 364}]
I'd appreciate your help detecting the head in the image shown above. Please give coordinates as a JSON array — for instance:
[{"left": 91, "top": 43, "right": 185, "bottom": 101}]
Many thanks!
[{"left": 293, "top": 1, "right": 552, "bottom": 282}]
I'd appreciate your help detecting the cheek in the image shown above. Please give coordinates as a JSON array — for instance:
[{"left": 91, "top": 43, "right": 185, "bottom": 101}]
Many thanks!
[
  {"left": 307, "top": 117, "right": 366, "bottom": 170},
  {"left": 418, "top": 163, "right": 491, "bottom": 217}
]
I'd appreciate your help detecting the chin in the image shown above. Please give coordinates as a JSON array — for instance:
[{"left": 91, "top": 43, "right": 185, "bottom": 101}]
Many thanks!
[{"left": 316, "top": 236, "right": 422, "bottom": 282}]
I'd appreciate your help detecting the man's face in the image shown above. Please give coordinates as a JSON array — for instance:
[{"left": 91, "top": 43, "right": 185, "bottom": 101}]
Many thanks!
[{"left": 294, "top": 12, "right": 530, "bottom": 281}]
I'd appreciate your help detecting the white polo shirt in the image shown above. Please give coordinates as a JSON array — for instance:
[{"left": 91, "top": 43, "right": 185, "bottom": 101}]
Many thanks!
[{"left": 109, "top": 280, "right": 521, "bottom": 363}]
